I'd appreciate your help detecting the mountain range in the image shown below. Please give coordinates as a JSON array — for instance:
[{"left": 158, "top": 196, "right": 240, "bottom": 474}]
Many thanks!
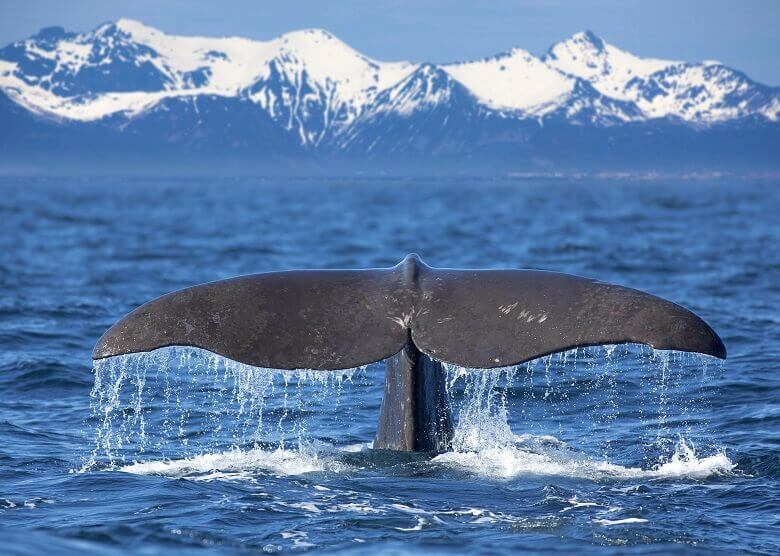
[{"left": 1, "top": 19, "right": 778, "bottom": 175}]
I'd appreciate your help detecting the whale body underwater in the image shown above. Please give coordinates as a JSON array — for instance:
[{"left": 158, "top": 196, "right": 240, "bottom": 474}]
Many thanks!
[{"left": 93, "top": 254, "right": 726, "bottom": 452}]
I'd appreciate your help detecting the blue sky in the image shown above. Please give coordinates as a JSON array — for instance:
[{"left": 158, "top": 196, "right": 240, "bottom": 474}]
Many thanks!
[{"left": 2, "top": 0, "right": 779, "bottom": 84}]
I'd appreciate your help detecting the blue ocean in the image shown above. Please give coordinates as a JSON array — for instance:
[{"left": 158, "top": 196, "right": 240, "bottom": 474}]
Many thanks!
[{"left": 0, "top": 177, "right": 777, "bottom": 555}]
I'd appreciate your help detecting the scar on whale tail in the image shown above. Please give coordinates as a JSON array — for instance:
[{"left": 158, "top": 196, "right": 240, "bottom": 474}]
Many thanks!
[{"left": 93, "top": 254, "right": 726, "bottom": 452}]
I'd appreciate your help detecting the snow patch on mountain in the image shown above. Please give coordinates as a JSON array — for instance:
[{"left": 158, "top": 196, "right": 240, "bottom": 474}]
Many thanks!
[
  {"left": 113, "top": 18, "right": 272, "bottom": 92},
  {"left": 444, "top": 48, "right": 574, "bottom": 112}
]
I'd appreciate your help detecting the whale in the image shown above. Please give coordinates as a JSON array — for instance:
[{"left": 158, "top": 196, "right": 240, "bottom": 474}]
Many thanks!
[{"left": 93, "top": 254, "right": 726, "bottom": 452}]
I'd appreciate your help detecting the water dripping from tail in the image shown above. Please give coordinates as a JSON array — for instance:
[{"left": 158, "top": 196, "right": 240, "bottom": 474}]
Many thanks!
[
  {"left": 82, "top": 344, "right": 732, "bottom": 481},
  {"left": 84, "top": 346, "right": 367, "bottom": 474},
  {"left": 436, "top": 345, "right": 734, "bottom": 480}
]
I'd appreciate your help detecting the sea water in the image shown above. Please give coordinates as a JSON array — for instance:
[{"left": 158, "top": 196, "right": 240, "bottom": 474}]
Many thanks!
[{"left": 0, "top": 177, "right": 777, "bottom": 554}]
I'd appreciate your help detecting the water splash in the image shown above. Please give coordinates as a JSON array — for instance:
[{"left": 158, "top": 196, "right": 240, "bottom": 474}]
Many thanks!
[
  {"left": 86, "top": 346, "right": 365, "bottom": 469},
  {"left": 442, "top": 363, "right": 519, "bottom": 451},
  {"left": 440, "top": 345, "right": 729, "bottom": 478},
  {"left": 433, "top": 434, "right": 734, "bottom": 480},
  {"left": 119, "top": 445, "right": 351, "bottom": 479}
]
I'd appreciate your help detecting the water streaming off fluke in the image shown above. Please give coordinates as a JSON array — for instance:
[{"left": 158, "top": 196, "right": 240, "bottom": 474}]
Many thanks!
[
  {"left": 87, "top": 347, "right": 366, "bottom": 469},
  {"left": 85, "top": 345, "right": 731, "bottom": 481}
]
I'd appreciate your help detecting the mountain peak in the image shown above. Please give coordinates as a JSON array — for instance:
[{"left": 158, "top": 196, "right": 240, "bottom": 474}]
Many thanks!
[
  {"left": 282, "top": 28, "right": 335, "bottom": 39},
  {"left": 444, "top": 47, "right": 574, "bottom": 112},
  {"left": 397, "top": 63, "right": 454, "bottom": 92},
  {"left": 544, "top": 29, "right": 676, "bottom": 97},
  {"left": 276, "top": 28, "right": 347, "bottom": 49},
  {"left": 362, "top": 63, "right": 466, "bottom": 116},
  {"left": 545, "top": 30, "right": 608, "bottom": 64},
  {"left": 570, "top": 30, "right": 605, "bottom": 51},
  {"left": 273, "top": 28, "right": 372, "bottom": 69},
  {"left": 115, "top": 18, "right": 146, "bottom": 30},
  {"left": 112, "top": 18, "right": 169, "bottom": 43}
]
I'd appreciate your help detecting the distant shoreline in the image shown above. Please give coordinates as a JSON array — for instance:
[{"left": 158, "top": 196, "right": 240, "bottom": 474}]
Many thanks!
[{"left": 1, "top": 170, "right": 779, "bottom": 183}]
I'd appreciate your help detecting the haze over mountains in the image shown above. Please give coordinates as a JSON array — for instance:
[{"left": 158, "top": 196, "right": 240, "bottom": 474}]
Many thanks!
[{"left": 1, "top": 19, "right": 778, "bottom": 175}]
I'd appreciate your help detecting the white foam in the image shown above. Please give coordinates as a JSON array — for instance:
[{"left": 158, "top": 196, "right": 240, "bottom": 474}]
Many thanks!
[
  {"left": 650, "top": 439, "right": 735, "bottom": 479},
  {"left": 433, "top": 435, "right": 735, "bottom": 481},
  {"left": 343, "top": 442, "right": 372, "bottom": 453},
  {"left": 120, "top": 446, "right": 349, "bottom": 479},
  {"left": 286, "top": 502, "right": 322, "bottom": 513},
  {"left": 279, "top": 530, "right": 315, "bottom": 548},
  {"left": 389, "top": 503, "right": 429, "bottom": 515},
  {"left": 594, "top": 517, "right": 649, "bottom": 526},
  {"left": 332, "top": 503, "right": 381, "bottom": 514},
  {"left": 395, "top": 517, "right": 428, "bottom": 532},
  {"left": 117, "top": 434, "right": 733, "bottom": 483}
]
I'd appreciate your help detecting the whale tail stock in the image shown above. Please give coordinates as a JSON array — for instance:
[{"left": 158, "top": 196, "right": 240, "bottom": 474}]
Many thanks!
[{"left": 92, "top": 254, "right": 726, "bottom": 452}]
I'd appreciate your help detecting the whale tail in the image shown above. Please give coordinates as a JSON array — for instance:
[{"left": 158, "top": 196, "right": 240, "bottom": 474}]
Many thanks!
[{"left": 93, "top": 254, "right": 725, "bottom": 451}]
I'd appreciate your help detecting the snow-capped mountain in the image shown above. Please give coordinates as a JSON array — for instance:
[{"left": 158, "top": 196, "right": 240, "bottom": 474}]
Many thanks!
[
  {"left": 544, "top": 31, "right": 778, "bottom": 123},
  {"left": 0, "top": 19, "right": 778, "bottom": 173},
  {"left": 336, "top": 64, "right": 497, "bottom": 156}
]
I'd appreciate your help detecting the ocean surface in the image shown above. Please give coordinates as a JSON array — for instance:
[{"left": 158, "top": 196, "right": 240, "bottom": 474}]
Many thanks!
[{"left": 0, "top": 177, "right": 777, "bottom": 555}]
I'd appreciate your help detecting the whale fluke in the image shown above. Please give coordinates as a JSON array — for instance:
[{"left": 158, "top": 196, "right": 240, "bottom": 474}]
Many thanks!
[
  {"left": 92, "top": 254, "right": 725, "bottom": 452},
  {"left": 93, "top": 254, "right": 726, "bottom": 368},
  {"left": 93, "top": 266, "right": 410, "bottom": 370}
]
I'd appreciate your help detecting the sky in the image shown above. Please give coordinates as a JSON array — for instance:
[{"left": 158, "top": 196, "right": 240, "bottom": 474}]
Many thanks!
[{"left": 1, "top": 0, "right": 779, "bottom": 85}]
